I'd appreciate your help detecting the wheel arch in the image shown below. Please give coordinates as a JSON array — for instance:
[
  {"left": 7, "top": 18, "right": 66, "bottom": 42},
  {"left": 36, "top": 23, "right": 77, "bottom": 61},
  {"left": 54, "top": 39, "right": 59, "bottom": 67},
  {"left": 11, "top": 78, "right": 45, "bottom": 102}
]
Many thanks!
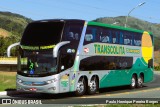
[
  {"left": 131, "top": 73, "right": 138, "bottom": 82},
  {"left": 132, "top": 73, "right": 138, "bottom": 79}
]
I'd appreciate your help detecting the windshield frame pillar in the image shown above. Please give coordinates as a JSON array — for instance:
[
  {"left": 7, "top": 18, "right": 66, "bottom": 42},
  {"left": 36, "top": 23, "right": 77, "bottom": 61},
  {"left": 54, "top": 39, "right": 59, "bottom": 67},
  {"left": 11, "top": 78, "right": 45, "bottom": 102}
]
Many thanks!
[{"left": 53, "top": 41, "right": 70, "bottom": 58}]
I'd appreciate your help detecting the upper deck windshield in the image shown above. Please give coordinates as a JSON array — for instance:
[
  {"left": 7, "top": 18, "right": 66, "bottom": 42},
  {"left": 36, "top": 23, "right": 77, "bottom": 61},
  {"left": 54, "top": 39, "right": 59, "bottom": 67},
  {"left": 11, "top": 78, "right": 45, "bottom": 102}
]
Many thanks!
[{"left": 21, "top": 21, "right": 64, "bottom": 46}]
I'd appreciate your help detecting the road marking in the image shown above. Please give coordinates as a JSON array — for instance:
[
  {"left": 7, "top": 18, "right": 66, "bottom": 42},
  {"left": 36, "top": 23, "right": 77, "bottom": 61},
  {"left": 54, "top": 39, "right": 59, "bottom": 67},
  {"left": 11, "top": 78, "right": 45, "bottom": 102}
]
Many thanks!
[{"left": 81, "top": 97, "right": 87, "bottom": 98}]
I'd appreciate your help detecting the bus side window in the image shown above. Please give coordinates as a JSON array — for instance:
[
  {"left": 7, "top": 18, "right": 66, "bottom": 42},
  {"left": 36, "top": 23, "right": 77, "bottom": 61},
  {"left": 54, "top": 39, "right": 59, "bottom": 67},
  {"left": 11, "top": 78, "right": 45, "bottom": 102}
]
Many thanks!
[
  {"left": 99, "top": 28, "right": 110, "bottom": 43},
  {"left": 62, "top": 22, "right": 83, "bottom": 42},
  {"left": 85, "top": 34, "right": 93, "bottom": 42},
  {"left": 102, "top": 36, "right": 109, "bottom": 43},
  {"left": 134, "top": 33, "right": 142, "bottom": 46},
  {"left": 84, "top": 26, "right": 97, "bottom": 45},
  {"left": 111, "top": 30, "right": 119, "bottom": 44},
  {"left": 68, "top": 32, "right": 74, "bottom": 40},
  {"left": 79, "top": 56, "right": 133, "bottom": 71},
  {"left": 67, "top": 29, "right": 80, "bottom": 41},
  {"left": 85, "top": 27, "right": 93, "bottom": 43},
  {"left": 124, "top": 32, "right": 133, "bottom": 45},
  {"left": 119, "top": 32, "right": 124, "bottom": 44},
  {"left": 59, "top": 54, "right": 74, "bottom": 72}
]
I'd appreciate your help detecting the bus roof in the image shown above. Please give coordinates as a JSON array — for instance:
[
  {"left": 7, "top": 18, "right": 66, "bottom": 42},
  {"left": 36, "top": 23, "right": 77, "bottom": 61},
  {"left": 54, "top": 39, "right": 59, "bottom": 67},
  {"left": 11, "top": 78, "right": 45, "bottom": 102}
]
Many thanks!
[
  {"left": 88, "top": 21, "right": 153, "bottom": 35},
  {"left": 27, "top": 19, "right": 153, "bottom": 35},
  {"left": 31, "top": 19, "right": 85, "bottom": 23}
]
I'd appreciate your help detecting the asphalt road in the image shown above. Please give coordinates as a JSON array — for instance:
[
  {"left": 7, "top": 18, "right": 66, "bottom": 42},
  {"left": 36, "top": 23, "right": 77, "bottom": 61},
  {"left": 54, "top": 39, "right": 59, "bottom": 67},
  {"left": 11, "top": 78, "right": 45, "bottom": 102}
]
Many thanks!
[{"left": 0, "top": 72, "right": 160, "bottom": 105}]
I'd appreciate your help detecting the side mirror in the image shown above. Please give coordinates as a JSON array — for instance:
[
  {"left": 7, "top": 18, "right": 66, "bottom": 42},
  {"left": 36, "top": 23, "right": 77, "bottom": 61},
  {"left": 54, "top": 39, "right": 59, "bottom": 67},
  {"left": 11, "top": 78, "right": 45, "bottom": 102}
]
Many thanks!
[{"left": 7, "top": 42, "right": 20, "bottom": 57}]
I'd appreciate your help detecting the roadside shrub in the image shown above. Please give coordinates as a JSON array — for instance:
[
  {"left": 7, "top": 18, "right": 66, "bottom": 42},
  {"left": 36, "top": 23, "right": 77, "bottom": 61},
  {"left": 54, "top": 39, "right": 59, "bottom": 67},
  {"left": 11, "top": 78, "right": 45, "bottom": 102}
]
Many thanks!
[{"left": 154, "top": 66, "right": 160, "bottom": 71}]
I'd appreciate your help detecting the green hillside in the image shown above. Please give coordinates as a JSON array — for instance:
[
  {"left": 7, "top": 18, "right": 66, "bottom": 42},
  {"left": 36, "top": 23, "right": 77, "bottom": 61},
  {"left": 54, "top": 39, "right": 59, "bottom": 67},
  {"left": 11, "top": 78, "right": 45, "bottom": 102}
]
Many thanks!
[
  {"left": 0, "top": 12, "right": 160, "bottom": 60},
  {"left": 0, "top": 11, "right": 32, "bottom": 56},
  {"left": 94, "top": 16, "right": 160, "bottom": 50}
]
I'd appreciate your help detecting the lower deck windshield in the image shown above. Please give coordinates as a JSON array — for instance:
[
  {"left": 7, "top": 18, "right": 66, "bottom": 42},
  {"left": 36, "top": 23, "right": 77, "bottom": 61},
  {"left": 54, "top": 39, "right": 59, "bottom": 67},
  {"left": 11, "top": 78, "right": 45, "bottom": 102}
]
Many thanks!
[{"left": 18, "top": 49, "right": 57, "bottom": 76}]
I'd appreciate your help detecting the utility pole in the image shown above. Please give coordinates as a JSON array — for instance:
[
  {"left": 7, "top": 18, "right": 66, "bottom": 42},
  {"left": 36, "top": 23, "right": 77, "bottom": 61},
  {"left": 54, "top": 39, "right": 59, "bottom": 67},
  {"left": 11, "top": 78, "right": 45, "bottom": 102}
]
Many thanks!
[{"left": 125, "top": 2, "right": 146, "bottom": 28}]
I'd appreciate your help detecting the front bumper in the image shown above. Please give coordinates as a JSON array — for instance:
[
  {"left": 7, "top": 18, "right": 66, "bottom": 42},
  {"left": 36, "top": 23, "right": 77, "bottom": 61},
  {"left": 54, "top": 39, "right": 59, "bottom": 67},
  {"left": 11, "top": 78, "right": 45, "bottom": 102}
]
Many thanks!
[{"left": 16, "top": 74, "right": 60, "bottom": 94}]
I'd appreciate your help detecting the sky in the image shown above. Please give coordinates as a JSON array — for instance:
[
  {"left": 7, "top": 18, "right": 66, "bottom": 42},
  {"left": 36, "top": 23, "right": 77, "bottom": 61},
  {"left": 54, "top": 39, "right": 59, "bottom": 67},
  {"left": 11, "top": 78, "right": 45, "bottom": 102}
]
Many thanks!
[{"left": 0, "top": 0, "right": 160, "bottom": 23}]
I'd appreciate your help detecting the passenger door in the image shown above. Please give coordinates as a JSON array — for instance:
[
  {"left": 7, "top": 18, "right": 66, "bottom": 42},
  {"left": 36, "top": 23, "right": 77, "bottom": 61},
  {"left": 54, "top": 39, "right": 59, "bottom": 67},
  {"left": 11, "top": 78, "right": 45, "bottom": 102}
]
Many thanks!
[{"left": 59, "top": 54, "right": 73, "bottom": 93}]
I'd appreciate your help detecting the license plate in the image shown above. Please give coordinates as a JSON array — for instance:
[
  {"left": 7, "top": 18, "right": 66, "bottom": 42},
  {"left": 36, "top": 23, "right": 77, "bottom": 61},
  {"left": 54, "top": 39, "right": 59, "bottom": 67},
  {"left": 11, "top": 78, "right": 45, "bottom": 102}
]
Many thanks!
[{"left": 29, "top": 88, "right": 37, "bottom": 91}]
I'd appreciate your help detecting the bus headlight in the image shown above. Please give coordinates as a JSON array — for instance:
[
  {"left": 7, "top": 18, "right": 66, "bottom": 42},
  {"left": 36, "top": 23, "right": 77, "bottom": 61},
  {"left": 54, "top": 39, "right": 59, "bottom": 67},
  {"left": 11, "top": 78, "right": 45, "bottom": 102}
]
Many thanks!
[
  {"left": 17, "top": 78, "right": 22, "bottom": 83},
  {"left": 46, "top": 78, "right": 57, "bottom": 84}
]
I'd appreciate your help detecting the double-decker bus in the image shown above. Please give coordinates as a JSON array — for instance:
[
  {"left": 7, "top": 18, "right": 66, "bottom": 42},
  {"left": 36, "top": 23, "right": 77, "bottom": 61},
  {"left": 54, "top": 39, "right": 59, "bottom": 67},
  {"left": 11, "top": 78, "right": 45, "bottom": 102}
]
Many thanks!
[{"left": 8, "top": 19, "right": 153, "bottom": 96}]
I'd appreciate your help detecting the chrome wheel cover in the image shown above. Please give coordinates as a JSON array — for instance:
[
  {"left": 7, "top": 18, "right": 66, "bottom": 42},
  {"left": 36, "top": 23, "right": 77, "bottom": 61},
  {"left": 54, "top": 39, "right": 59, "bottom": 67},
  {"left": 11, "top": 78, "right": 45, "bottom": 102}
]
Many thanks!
[
  {"left": 131, "top": 77, "right": 136, "bottom": 87},
  {"left": 138, "top": 77, "right": 143, "bottom": 87},
  {"left": 89, "top": 80, "right": 97, "bottom": 92},
  {"left": 76, "top": 81, "right": 84, "bottom": 94}
]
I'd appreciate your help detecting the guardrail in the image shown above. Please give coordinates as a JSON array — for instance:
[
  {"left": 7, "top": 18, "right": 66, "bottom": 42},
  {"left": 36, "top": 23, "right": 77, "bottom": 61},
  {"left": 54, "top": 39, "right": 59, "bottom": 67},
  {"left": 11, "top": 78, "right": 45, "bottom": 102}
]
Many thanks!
[
  {"left": 0, "top": 57, "right": 17, "bottom": 64},
  {"left": 0, "top": 57, "right": 17, "bottom": 71}
]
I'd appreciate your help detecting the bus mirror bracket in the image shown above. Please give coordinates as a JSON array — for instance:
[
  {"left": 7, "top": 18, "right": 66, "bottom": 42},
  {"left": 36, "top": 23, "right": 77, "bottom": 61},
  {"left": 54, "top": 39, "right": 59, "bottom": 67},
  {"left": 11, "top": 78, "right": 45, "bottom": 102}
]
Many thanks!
[
  {"left": 7, "top": 42, "right": 20, "bottom": 57},
  {"left": 53, "top": 41, "right": 70, "bottom": 58}
]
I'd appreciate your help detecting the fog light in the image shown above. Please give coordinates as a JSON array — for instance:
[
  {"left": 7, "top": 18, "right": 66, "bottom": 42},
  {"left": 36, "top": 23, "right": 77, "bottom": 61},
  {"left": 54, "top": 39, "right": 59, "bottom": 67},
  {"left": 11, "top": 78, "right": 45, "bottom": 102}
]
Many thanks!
[
  {"left": 46, "top": 78, "right": 57, "bottom": 84},
  {"left": 17, "top": 86, "right": 22, "bottom": 90}
]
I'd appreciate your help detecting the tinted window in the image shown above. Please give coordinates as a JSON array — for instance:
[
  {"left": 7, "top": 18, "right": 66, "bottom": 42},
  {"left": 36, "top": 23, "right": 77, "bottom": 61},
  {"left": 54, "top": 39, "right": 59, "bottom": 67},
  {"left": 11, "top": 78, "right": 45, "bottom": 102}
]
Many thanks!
[
  {"left": 99, "top": 28, "right": 110, "bottom": 43},
  {"left": 124, "top": 31, "right": 133, "bottom": 45},
  {"left": 119, "top": 31, "right": 124, "bottom": 44},
  {"left": 59, "top": 54, "right": 74, "bottom": 72},
  {"left": 111, "top": 30, "right": 119, "bottom": 44},
  {"left": 79, "top": 56, "right": 133, "bottom": 71},
  {"left": 134, "top": 33, "right": 142, "bottom": 46},
  {"left": 83, "top": 25, "right": 142, "bottom": 46},
  {"left": 83, "top": 26, "right": 98, "bottom": 45},
  {"left": 21, "top": 22, "right": 64, "bottom": 46},
  {"left": 62, "top": 22, "right": 84, "bottom": 42}
]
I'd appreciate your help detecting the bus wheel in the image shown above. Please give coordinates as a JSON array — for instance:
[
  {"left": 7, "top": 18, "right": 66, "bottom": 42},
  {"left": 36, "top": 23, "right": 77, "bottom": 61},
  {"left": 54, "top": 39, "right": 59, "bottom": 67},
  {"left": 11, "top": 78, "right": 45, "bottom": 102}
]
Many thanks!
[
  {"left": 75, "top": 77, "right": 86, "bottom": 96},
  {"left": 137, "top": 75, "right": 143, "bottom": 88},
  {"left": 88, "top": 77, "right": 98, "bottom": 95},
  {"left": 130, "top": 75, "right": 136, "bottom": 89}
]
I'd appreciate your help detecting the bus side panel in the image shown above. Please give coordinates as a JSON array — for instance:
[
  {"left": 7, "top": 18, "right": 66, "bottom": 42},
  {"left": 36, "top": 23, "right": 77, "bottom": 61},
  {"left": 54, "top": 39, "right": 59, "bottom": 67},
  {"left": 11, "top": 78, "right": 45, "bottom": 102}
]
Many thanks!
[
  {"left": 99, "top": 57, "right": 153, "bottom": 88},
  {"left": 140, "top": 58, "right": 153, "bottom": 83},
  {"left": 141, "top": 31, "right": 154, "bottom": 83},
  {"left": 99, "top": 70, "right": 130, "bottom": 88},
  {"left": 143, "top": 68, "right": 153, "bottom": 83}
]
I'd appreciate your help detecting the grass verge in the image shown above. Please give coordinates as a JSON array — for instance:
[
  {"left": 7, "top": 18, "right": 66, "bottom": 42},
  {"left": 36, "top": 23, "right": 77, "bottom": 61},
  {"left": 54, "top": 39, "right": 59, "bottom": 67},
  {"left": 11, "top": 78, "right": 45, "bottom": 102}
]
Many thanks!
[{"left": 0, "top": 71, "right": 16, "bottom": 91}]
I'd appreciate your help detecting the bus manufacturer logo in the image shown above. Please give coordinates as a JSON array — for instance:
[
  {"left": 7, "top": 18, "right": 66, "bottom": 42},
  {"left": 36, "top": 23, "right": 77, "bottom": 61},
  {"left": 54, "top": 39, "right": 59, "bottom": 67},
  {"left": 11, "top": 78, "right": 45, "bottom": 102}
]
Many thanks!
[
  {"left": 67, "top": 49, "right": 72, "bottom": 53},
  {"left": 67, "top": 49, "right": 75, "bottom": 53}
]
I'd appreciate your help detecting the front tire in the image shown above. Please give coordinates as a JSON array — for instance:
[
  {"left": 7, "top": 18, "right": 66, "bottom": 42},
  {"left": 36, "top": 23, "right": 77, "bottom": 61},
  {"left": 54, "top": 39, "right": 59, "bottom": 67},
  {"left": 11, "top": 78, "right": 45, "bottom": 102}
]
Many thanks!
[
  {"left": 75, "top": 78, "right": 86, "bottom": 96},
  {"left": 88, "top": 77, "right": 98, "bottom": 95}
]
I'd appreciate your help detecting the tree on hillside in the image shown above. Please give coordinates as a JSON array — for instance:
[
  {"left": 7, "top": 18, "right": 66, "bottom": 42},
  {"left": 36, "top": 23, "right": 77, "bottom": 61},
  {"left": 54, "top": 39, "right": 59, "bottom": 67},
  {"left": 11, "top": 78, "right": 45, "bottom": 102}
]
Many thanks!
[{"left": 0, "top": 11, "right": 32, "bottom": 56}]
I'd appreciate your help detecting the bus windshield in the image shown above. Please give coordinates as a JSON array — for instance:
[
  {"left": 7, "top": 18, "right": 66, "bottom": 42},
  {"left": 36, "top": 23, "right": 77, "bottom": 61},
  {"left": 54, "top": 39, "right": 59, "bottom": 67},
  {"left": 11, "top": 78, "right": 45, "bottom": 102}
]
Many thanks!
[
  {"left": 18, "top": 49, "right": 57, "bottom": 76},
  {"left": 21, "top": 21, "right": 64, "bottom": 46}
]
